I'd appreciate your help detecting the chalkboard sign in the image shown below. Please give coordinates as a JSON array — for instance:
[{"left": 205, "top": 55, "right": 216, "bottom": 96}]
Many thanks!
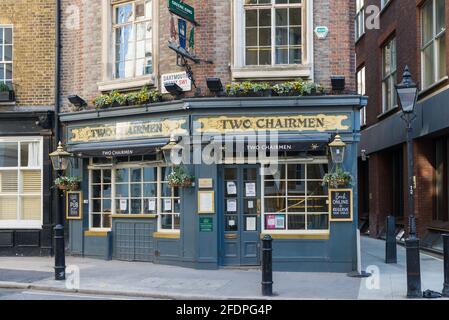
[
  {"left": 329, "top": 189, "right": 353, "bottom": 221},
  {"left": 66, "top": 191, "right": 83, "bottom": 220}
]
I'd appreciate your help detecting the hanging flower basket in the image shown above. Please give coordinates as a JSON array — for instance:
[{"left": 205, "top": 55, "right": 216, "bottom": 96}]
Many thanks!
[
  {"left": 322, "top": 167, "right": 353, "bottom": 189},
  {"left": 167, "top": 166, "right": 195, "bottom": 188},
  {"left": 54, "top": 176, "right": 81, "bottom": 192}
]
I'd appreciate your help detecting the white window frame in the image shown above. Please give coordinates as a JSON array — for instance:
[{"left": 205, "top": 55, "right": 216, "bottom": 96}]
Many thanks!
[
  {"left": 0, "top": 137, "right": 43, "bottom": 229},
  {"left": 355, "top": 0, "right": 365, "bottom": 41},
  {"left": 0, "top": 25, "right": 13, "bottom": 88},
  {"left": 382, "top": 38, "right": 397, "bottom": 113},
  {"left": 260, "top": 159, "right": 330, "bottom": 235},
  {"left": 98, "top": 0, "right": 158, "bottom": 92},
  {"left": 421, "top": 0, "right": 447, "bottom": 90},
  {"left": 381, "top": 0, "right": 391, "bottom": 10},
  {"left": 357, "top": 66, "right": 366, "bottom": 126},
  {"left": 232, "top": 0, "right": 314, "bottom": 80},
  {"left": 88, "top": 160, "right": 180, "bottom": 233}
]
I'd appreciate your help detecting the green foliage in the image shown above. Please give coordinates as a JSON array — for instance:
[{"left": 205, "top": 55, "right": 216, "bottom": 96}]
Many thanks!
[
  {"left": 225, "top": 80, "right": 324, "bottom": 97},
  {"left": 93, "top": 94, "right": 113, "bottom": 109},
  {"left": 167, "top": 166, "right": 195, "bottom": 188},
  {"left": 322, "top": 166, "right": 353, "bottom": 189},
  {"left": 110, "top": 90, "right": 127, "bottom": 106},
  {"left": 54, "top": 176, "right": 82, "bottom": 191}
]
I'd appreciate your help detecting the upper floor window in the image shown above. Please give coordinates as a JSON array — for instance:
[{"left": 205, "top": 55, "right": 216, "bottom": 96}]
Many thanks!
[
  {"left": 0, "top": 26, "right": 13, "bottom": 89},
  {"left": 382, "top": 38, "right": 397, "bottom": 113},
  {"left": 113, "top": 0, "right": 153, "bottom": 79},
  {"left": 357, "top": 66, "right": 366, "bottom": 126},
  {"left": 355, "top": 0, "right": 365, "bottom": 41},
  {"left": 244, "top": 0, "right": 304, "bottom": 66},
  {"left": 0, "top": 137, "right": 43, "bottom": 229},
  {"left": 421, "top": 0, "right": 446, "bottom": 89}
]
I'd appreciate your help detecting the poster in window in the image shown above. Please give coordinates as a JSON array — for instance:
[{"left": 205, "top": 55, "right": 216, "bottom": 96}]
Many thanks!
[
  {"left": 227, "top": 198, "right": 237, "bottom": 212},
  {"left": 265, "top": 214, "right": 285, "bottom": 230},
  {"left": 226, "top": 181, "right": 237, "bottom": 195},
  {"left": 245, "top": 182, "right": 256, "bottom": 197},
  {"left": 66, "top": 191, "right": 83, "bottom": 220},
  {"left": 198, "top": 191, "right": 215, "bottom": 214}
]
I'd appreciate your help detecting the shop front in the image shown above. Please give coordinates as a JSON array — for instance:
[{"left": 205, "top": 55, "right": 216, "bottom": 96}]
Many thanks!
[{"left": 60, "top": 95, "right": 365, "bottom": 272}]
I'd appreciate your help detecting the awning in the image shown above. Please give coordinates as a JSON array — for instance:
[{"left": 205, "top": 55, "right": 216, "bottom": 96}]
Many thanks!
[
  {"left": 67, "top": 138, "right": 169, "bottom": 158},
  {"left": 208, "top": 133, "right": 331, "bottom": 152}
]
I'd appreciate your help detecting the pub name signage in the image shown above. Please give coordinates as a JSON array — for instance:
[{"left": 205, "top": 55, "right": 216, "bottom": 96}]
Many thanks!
[
  {"left": 194, "top": 114, "right": 349, "bottom": 133},
  {"left": 69, "top": 118, "right": 187, "bottom": 143}
]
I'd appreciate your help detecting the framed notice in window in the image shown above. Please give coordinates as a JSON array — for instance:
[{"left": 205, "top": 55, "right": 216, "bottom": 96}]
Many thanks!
[
  {"left": 66, "top": 191, "right": 83, "bottom": 220},
  {"left": 198, "top": 191, "right": 215, "bottom": 214},
  {"left": 329, "top": 189, "right": 353, "bottom": 222}
]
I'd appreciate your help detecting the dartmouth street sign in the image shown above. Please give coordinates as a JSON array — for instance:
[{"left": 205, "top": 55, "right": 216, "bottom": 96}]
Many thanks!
[{"left": 168, "top": 0, "right": 196, "bottom": 25}]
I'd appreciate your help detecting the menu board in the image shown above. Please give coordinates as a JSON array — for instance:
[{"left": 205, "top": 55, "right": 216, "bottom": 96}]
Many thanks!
[
  {"left": 66, "top": 191, "right": 83, "bottom": 220},
  {"left": 329, "top": 189, "right": 353, "bottom": 221}
]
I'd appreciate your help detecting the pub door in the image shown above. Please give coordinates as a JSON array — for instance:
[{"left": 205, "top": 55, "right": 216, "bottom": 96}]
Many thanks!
[{"left": 220, "top": 165, "right": 261, "bottom": 266}]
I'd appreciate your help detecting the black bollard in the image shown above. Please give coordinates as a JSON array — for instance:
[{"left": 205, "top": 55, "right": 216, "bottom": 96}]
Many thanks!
[
  {"left": 443, "top": 234, "right": 449, "bottom": 297},
  {"left": 385, "top": 216, "right": 397, "bottom": 264},
  {"left": 54, "top": 224, "right": 66, "bottom": 280},
  {"left": 405, "top": 238, "right": 422, "bottom": 298},
  {"left": 261, "top": 235, "right": 273, "bottom": 296}
]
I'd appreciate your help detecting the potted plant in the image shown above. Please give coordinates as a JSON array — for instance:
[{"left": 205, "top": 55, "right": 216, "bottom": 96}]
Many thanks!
[
  {"left": 125, "top": 92, "right": 138, "bottom": 106},
  {"left": 0, "top": 82, "right": 14, "bottom": 102},
  {"left": 301, "top": 81, "right": 324, "bottom": 96},
  {"left": 110, "top": 90, "right": 127, "bottom": 107},
  {"left": 272, "top": 82, "right": 295, "bottom": 96},
  {"left": 225, "top": 83, "right": 241, "bottom": 97},
  {"left": 93, "top": 94, "right": 113, "bottom": 109},
  {"left": 251, "top": 82, "right": 272, "bottom": 97},
  {"left": 167, "top": 166, "right": 195, "bottom": 188},
  {"left": 322, "top": 167, "right": 353, "bottom": 189},
  {"left": 54, "top": 176, "right": 82, "bottom": 191},
  {"left": 149, "top": 89, "right": 163, "bottom": 103},
  {"left": 136, "top": 86, "right": 150, "bottom": 105}
]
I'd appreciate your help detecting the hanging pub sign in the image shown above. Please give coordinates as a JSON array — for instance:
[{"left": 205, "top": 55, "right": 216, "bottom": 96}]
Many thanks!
[
  {"left": 66, "top": 191, "right": 83, "bottom": 220},
  {"left": 329, "top": 189, "right": 353, "bottom": 222},
  {"left": 168, "top": 0, "right": 196, "bottom": 25},
  {"left": 178, "top": 18, "right": 187, "bottom": 49}
]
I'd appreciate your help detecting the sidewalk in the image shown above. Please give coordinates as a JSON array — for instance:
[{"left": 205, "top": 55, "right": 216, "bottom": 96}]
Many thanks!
[{"left": 0, "top": 237, "right": 446, "bottom": 300}]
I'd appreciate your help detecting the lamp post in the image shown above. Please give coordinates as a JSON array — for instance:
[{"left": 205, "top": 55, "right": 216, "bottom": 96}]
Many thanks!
[
  {"left": 395, "top": 65, "right": 421, "bottom": 298},
  {"left": 49, "top": 141, "right": 73, "bottom": 280},
  {"left": 161, "top": 134, "right": 179, "bottom": 165}
]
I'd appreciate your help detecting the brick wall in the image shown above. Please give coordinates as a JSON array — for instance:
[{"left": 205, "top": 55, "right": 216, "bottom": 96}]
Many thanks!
[
  {"left": 60, "top": 0, "right": 356, "bottom": 111},
  {"left": 0, "top": 0, "right": 55, "bottom": 107}
]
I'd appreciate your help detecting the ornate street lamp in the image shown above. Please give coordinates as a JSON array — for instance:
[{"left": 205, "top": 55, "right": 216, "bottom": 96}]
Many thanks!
[
  {"left": 329, "top": 134, "right": 346, "bottom": 164},
  {"left": 395, "top": 65, "right": 421, "bottom": 298},
  {"left": 49, "top": 141, "right": 73, "bottom": 281},
  {"left": 161, "top": 135, "right": 179, "bottom": 165}
]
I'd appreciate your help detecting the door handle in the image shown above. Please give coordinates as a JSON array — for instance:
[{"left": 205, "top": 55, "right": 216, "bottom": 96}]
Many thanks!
[{"left": 225, "top": 234, "right": 238, "bottom": 239}]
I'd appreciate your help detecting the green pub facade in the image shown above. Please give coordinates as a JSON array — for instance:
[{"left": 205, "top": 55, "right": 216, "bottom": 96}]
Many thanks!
[{"left": 60, "top": 95, "right": 366, "bottom": 272}]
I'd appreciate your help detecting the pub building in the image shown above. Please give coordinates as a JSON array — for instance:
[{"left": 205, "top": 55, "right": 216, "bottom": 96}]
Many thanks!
[{"left": 60, "top": 95, "right": 366, "bottom": 272}]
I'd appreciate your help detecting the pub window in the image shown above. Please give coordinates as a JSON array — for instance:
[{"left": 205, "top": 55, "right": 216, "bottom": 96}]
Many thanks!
[
  {"left": 113, "top": 0, "right": 153, "bottom": 79},
  {"left": 357, "top": 66, "right": 366, "bottom": 126},
  {"left": 435, "top": 137, "right": 449, "bottom": 222},
  {"left": 0, "top": 25, "right": 13, "bottom": 89},
  {"left": 380, "top": 0, "right": 391, "bottom": 10},
  {"left": 382, "top": 37, "right": 397, "bottom": 113},
  {"left": 0, "top": 138, "right": 42, "bottom": 229},
  {"left": 261, "top": 162, "right": 329, "bottom": 233},
  {"left": 88, "top": 161, "right": 180, "bottom": 232},
  {"left": 244, "top": 0, "right": 304, "bottom": 66},
  {"left": 421, "top": 0, "right": 446, "bottom": 89},
  {"left": 355, "top": 0, "right": 365, "bottom": 41}
]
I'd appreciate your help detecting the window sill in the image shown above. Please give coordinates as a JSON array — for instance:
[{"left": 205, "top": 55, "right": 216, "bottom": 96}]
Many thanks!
[
  {"left": 0, "top": 101, "right": 16, "bottom": 107},
  {"left": 260, "top": 232, "right": 329, "bottom": 240},
  {"left": 111, "top": 214, "right": 157, "bottom": 219},
  {"left": 84, "top": 230, "right": 109, "bottom": 237},
  {"left": 418, "top": 76, "right": 449, "bottom": 100},
  {"left": 153, "top": 231, "right": 180, "bottom": 239},
  {"left": 377, "top": 105, "right": 400, "bottom": 120},
  {"left": 231, "top": 65, "right": 312, "bottom": 80},
  {"left": 97, "top": 75, "right": 155, "bottom": 92},
  {"left": 0, "top": 222, "right": 42, "bottom": 229}
]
